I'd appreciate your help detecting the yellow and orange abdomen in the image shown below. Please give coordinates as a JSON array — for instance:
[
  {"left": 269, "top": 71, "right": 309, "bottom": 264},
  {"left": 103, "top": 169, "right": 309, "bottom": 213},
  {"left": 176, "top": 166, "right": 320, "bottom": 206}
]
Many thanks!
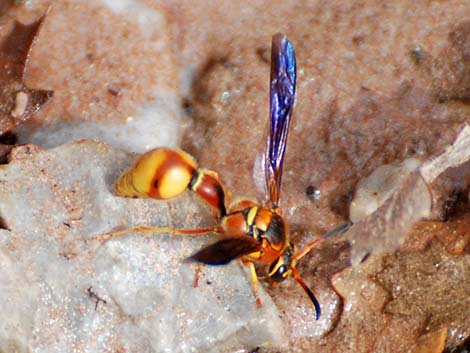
[{"left": 114, "top": 148, "right": 197, "bottom": 199}]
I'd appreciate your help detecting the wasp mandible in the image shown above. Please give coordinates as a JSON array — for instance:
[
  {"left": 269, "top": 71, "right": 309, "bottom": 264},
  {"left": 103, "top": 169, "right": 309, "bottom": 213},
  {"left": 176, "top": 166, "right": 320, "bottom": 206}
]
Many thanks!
[{"left": 93, "top": 34, "right": 331, "bottom": 319}]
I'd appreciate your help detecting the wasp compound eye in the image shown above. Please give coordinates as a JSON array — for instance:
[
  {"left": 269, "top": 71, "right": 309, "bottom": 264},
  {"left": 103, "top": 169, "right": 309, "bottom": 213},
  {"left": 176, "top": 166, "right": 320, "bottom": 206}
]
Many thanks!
[{"left": 269, "top": 263, "right": 289, "bottom": 283}]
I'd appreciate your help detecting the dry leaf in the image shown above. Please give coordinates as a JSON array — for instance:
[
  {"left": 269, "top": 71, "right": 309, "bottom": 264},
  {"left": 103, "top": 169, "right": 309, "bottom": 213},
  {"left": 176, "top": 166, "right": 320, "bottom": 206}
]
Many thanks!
[
  {"left": 0, "top": 16, "right": 53, "bottom": 135},
  {"left": 346, "top": 124, "right": 470, "bottom": 264}
]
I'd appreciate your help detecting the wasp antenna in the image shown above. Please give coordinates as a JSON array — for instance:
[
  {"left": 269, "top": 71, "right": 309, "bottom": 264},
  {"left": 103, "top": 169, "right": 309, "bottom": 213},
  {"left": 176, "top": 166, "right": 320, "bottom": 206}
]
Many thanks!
[
  {"left": 294, "top": 238, "right": 324, "bottom": 262},
  {"left": 292, "top": 267, "right": 321, "bottom": 320},
  {"left": 294, "top": 222, "right": 353, "bottom": 262},
  {"left": 323, "top": 221, "right": 352, "bottom": 239}
]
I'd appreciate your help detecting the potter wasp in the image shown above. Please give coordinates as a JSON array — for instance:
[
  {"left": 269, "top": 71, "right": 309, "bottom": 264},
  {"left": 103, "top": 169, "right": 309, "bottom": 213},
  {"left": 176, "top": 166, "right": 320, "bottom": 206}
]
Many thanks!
[{"left": 92, "top": 34, "right": 345, "bottom": 319}]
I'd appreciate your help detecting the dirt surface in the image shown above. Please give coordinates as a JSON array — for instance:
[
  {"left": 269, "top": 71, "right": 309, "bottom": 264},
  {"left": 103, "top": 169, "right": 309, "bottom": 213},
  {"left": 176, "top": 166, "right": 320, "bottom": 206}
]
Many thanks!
[
  {"left": 170, "top": 1, "right": 470, "bottom": 351},
  {"left": 174, "top": 0, "right": 469, "bottom": 230},
  {"left": 22, "top": 1, "right": 177, "bottom": 123}
]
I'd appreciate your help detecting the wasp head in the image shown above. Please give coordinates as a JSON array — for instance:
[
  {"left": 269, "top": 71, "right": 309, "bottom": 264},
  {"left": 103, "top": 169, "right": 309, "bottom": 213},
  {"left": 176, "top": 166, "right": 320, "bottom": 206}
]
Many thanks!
[
  {"left": 268, "top": 242, "right": 297, "bottom": 284},
  {"left": 268, "top": 241, "right": 322, "bottom": 320}
]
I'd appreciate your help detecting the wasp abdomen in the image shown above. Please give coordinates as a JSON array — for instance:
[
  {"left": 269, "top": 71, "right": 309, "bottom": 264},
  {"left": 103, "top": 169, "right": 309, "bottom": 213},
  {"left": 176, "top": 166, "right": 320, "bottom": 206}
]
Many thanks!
[
  {"left": 114, "top": 148, "right": 197, "bottom": 199},
  {"left": 114, "top": 148, "right": 228, "bottom": 216}
]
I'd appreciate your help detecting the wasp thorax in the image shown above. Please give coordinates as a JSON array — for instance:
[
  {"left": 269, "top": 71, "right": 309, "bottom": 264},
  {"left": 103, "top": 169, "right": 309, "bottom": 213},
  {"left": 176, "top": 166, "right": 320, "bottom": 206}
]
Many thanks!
[{"left": 114, "top": 148, "right": 197, "bottom": 200}]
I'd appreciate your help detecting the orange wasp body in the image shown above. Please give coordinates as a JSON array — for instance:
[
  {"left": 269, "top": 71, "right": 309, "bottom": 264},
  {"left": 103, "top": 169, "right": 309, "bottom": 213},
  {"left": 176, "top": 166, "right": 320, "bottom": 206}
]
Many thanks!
[
  {"left": 111, "top": 145, "right": 312, "bottom": 310},
  {"left": 93, "top": 34, "right": 347, "bottom": 319}
]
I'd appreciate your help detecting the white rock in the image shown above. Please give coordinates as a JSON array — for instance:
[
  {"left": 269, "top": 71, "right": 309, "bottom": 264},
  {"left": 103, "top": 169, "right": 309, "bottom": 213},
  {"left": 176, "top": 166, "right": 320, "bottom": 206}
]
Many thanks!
[{"left": 0, "top": 141, "right": 284, "bottom": 353}]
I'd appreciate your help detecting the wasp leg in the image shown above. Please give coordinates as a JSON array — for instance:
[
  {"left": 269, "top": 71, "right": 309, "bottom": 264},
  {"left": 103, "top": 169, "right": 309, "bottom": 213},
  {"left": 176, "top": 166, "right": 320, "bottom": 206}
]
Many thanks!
[
  {"left": 193, "top": 264, "right": 206, "bottom": 288},
  {"left": 242, "top": 259, "right": 262, "bottom": 308},
  {"left": 87, "top": 226, "right": 223, "bottom": 243}
]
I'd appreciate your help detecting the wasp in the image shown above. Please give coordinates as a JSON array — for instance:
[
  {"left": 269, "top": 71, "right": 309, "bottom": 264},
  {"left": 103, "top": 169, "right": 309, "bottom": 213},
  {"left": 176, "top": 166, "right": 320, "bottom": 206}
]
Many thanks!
[{"left": 92, "top": 34, "right": 346, "bottom": 319}]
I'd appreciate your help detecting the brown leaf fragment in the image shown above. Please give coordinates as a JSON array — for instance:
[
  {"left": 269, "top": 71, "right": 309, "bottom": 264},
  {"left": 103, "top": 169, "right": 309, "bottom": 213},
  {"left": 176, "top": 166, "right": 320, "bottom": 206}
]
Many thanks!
[{"left": 0, "top": 16, "right": 53, "bottom": 134}]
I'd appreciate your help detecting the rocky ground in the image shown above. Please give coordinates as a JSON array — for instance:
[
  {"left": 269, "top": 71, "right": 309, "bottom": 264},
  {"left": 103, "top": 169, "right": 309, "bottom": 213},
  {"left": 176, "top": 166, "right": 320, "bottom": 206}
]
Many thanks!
[{"left": 0, "top": 1, "right": 469, "bottom": 352}]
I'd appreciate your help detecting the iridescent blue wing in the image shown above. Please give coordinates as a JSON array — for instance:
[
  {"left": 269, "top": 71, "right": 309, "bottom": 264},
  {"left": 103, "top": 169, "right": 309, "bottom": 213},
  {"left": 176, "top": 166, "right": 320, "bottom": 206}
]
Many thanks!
[{"left": 265, "top": 33, "right": 296, "bottom": 209}]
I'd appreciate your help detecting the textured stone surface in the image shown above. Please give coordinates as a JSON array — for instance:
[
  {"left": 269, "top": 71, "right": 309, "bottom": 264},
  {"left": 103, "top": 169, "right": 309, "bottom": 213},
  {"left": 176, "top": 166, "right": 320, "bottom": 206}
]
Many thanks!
[{"left": 0, "top": 141, "right": 284, "bottom": 353}]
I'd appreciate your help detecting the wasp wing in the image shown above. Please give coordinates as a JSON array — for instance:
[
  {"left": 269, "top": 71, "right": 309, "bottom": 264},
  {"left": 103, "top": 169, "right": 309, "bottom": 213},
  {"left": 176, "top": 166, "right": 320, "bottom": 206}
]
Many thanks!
[
  {"left": 265, "top": 33, "right": 296, "bottom": 209},
  {"left": 189, "top": 236, "right": 261, "bottom": 265}
]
